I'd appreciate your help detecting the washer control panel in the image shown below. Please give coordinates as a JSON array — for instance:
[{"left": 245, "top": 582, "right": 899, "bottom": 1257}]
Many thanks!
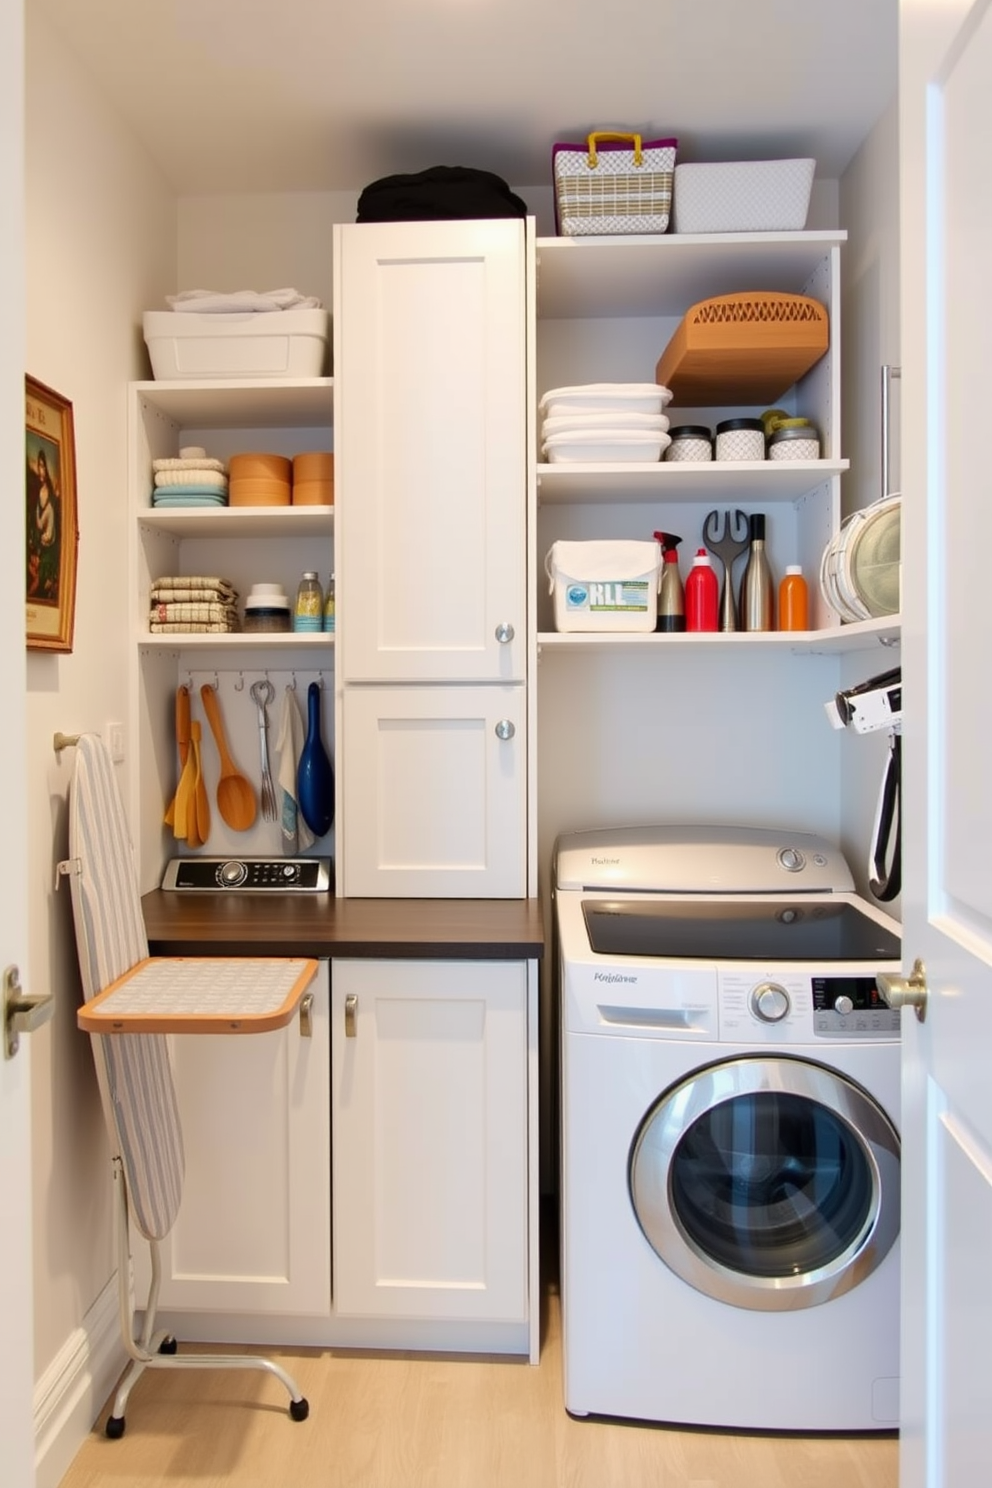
[
  {"left": 162, "top": 857, "right": 332, "bottom": 892},
  {"left": 812, "top": 975, "right": 900, "bottom": 1036},
  {"left": 718, "top": 971, "right": 900, "bottom": 1041}
]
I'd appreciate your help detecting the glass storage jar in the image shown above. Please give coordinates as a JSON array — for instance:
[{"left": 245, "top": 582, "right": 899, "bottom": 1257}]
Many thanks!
[{"left": 294, "top": 571, "right": 324, "bottom": 633}]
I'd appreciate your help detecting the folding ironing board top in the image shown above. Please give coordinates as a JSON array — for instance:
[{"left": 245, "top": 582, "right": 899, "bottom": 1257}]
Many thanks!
[{"left": 77, "top": 955, "right": 318, "bottom": 1033}]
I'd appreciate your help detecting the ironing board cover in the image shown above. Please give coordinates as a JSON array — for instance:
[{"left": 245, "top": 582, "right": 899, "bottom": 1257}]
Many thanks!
[{"left": 68, "top": 733, "right": 184, "bottom": 1241}]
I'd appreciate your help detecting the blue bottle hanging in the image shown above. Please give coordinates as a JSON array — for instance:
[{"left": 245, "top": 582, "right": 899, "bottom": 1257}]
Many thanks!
[{"left": 297, "top": 681, "right": 335, "bottom": 837}]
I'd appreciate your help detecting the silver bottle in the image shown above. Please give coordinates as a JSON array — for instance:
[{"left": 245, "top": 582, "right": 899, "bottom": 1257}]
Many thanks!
[{"left": 740, "top": 513, "right": 774, "bottom": 631}]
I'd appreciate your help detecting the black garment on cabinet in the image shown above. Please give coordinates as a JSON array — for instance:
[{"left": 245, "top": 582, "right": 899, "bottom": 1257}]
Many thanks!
[{"left": 356, "top": 166, "right": 528, "bottom": 223}]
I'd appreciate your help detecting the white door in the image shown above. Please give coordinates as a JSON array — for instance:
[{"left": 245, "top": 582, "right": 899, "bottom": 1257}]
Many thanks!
[
  {"left": 900, "top": 2, "right": 992, "bottom": 1483},
  {"left": 0, "top": 1, "right": 35, "bottom": 1481},
  {"left": 332, "top": 959, "right": 529, "bottom": 1326},
  {"left": 340, "top": 684, "right": 526, "bottom": 897},
  {"left": 334, "top": 218, "right": 527, "bottom": 684}
]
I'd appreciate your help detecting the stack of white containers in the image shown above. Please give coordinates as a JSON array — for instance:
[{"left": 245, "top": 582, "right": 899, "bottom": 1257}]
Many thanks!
[{"left": 539, "top": 383, "right": 673, "bottom": 463}]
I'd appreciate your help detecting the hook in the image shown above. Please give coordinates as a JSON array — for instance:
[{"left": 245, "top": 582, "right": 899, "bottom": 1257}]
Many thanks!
[
  {"left": 233, "top": 671, "right": 245, "bottom": 691},
  {"left": 288, "top": 672, "right": 297, "bottom": 691},
  {"left": 53, "top": 731, "right": 80, "bottom": 755}
]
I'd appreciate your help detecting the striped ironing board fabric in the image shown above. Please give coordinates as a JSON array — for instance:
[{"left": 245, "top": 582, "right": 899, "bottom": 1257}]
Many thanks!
[{"left": 78, "top": 955, "right": 318, "bottom": 1033}]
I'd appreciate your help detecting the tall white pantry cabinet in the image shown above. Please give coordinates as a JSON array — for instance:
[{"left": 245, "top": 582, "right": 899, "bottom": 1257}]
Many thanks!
[{"left": 333, "top": 217, "right": 531, "bottom": 899}]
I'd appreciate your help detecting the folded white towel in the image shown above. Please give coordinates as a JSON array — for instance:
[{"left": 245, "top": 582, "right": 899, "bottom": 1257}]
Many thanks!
[
  {"left": 275, "top": 687, "right": 315, "bottom": 853},
  {"left": 153, "top": 470, "right": 228, "bottom": 490},
  {"left": 165, "top": 288, "right": 323, "bottom": 314},
  {"left": 153, "top": 456, "right": 227, "bottom": 474}
]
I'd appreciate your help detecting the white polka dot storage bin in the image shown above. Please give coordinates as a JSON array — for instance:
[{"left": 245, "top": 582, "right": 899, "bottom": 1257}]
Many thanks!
[{"left": 715, "top": 418, "right": 765, "bottom": 461}]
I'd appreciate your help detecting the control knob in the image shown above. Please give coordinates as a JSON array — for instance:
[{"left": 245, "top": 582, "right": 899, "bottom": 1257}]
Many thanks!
[
  {"left": 217, "top": 859, "right": 247, "bottom": 887},
  {"left": 750, "top": 982, "right": 791, "bottom": 1023},
  {"left": 834, "top": 994, "right": 855, "bottom": 1016}
]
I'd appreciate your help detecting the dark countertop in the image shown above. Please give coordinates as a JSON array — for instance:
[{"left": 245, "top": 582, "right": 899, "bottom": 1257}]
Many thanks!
[{"left": 141, "top": 890, "right": 546, "bottom": 960}]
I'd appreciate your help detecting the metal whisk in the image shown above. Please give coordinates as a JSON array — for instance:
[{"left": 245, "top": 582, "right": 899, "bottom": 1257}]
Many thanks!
[{"left": 250, "top": 679, "right": 278, "bottom": 822}]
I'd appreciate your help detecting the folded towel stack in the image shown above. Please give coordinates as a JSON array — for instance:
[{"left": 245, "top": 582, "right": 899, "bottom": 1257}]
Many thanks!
[
  {"left": 149, "top": 575, "right": 240, "bottom": 633},
  {"left": 165, "top": 288, "right": 324, "bottom": 314},
  {"left": 152, "top": 446, "right": 229, "bottom": 508}
]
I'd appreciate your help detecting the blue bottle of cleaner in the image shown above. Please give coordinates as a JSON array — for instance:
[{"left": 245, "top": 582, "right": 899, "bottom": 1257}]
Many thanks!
[{"left": 654, "top": 532, "right": 685, "bottom": 633}]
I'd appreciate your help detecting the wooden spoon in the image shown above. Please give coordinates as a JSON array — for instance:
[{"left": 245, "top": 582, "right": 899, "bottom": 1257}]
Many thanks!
[
  {"left": 200, "top": 683, "right": 257, "bottom": 831},
  {"left": 164, "top": 684, "right": 191, "bottom": 828},
  {"left": 173, "top": 734, "right": 197, "bottom": 841},
  {"left": 191, "top": 719, "right": 210, "bottom": 845}
]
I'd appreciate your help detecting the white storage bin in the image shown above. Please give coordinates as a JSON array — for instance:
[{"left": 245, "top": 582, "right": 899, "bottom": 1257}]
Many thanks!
[
  {"left": 545, "top": 539, "right": 661, "bottom": 632},
  {"left": 542, "top": 429, "right": 671, "bottom": 463},
  {"left": 539, "top": 383, "right": 672, "bottom": 417},
  {"left": 143, "top": 307, "right": 331, "bottom": 380},
  {"left": 541, "top": 410, "right": 671, "bottom": 438},
  {"left": 671, "top": 159, "right": 815, "bottom": 234}
]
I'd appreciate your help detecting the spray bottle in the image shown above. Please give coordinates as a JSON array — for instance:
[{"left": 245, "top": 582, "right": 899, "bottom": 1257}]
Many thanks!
[{"left": 653, "top": 532, "right": 685, "bottom": 632}]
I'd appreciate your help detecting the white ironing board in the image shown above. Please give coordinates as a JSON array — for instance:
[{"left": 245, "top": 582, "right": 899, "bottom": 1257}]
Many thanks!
[{"left": 64, "top": 732, "right": 315, "bottom": 1439}]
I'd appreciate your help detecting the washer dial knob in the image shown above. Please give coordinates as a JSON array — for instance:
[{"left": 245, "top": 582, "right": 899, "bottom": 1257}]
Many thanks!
[
  {"left": 218, "top": 859, "right": 247, "bottom": 887},
  {"left": 777, "top": 847, "right": 806, "bottom": 873},
  {"left": 834, "top": 994, "right": 855, "bottom": 1016},
  {"left": 750, "top": 982, "right": 791, "bottom": 1023}
]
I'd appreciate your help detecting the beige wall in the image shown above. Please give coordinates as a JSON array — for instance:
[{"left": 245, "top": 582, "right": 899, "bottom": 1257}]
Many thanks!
[{"left": 25, "top": 4, "right": 177, "bottom": 1402}]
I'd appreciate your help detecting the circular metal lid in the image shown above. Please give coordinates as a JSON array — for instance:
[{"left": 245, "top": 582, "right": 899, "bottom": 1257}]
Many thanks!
[
  {"left": 769, "top": 424, "right": 820, "bottom": 444},
  {"left": 669, "top": 425, "right": 712, "bottom": 440},
  {"left": 716, "top": 418, "right": 765, "bottom": 434}
]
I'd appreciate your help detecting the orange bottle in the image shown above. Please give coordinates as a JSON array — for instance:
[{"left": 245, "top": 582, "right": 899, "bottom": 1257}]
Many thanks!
[{"left": 778, "top": 565, "right": 809, "bottom": 631}]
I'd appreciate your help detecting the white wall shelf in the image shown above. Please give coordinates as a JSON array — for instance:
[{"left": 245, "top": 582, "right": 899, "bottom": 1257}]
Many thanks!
[
  {"left": 535, "top": 231, "right": 847, "bottom": 320},
  {"left": 537, "top": 461, "right": 848, "bottom": 505},
  {"left": 537, "top": 615, "right": 900, "bottom": 656},
  {"left": 139, "top": 505, "right": 333, "bottom": 539},
  {"left": 140, "top": 631, "right": 332, "bottom": 653},
  {"left": 133, "top": 377, "right": 333, "bottom": 428}
]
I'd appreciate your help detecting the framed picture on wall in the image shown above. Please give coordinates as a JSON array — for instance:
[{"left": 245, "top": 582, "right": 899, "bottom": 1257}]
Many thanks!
[{"left": 25, "top": 375, "right": 78, "bottom": 652}]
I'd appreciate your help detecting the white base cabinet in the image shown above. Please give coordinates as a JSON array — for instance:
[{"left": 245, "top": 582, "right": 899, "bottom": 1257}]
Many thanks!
[
  {"left": 133, "top": 962, "right": 331, "bottom": 1317},
  {"left": 331, "top": 958, "right": 537, "bottom": 1353}
]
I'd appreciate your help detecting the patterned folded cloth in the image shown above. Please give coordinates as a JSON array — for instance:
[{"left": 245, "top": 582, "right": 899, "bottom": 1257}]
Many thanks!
[
  {"left": 151, "top": 576, "right": 238, "bottom": 604},
  {"left": 150, "top": 601, "right": 240, "bottom": 626},
  {"left": 149, "top": 620, "right": 239, "bottom": 634}
]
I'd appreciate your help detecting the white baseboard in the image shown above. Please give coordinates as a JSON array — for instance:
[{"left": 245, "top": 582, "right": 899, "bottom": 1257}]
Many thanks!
[{"left": 34, "top": 1274, "right": 125, "bottom": 1488}]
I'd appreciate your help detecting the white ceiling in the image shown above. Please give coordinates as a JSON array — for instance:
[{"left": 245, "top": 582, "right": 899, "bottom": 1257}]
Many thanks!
[{"left": 36, "top": 0, "right": 898, "bottom": 196}]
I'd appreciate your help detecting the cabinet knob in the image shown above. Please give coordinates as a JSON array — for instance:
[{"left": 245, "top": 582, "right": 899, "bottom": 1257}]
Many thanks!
[
  {"left": 495, "top": 719, "right": 515, "bottom": 741},
  {"left": 495, "top": 622, "right": 515, "bottom": 644},
  {"left": 345, "top": 993, "right": 358, "bottom": 1037}
]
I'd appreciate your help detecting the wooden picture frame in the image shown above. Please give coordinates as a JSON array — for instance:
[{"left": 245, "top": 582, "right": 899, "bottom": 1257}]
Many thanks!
[{"left": 26, "top": 375, "right": 78, "bottom": 652}]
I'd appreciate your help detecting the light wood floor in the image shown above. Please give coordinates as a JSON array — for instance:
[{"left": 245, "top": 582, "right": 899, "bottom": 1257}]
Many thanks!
[{"left": 59, "top": 1288, "right": 898, "bottom": 1488}]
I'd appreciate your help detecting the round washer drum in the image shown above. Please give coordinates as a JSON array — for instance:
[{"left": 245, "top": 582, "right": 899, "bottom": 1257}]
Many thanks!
[{"left": 629, "top": 1053, "right": 900, "bottom": 1311}]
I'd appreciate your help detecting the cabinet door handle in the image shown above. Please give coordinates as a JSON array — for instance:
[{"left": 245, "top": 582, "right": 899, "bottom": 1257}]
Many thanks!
[
  {"left": 344, "top": 993, "right": 358, "bottom": 1037},
  {"left": 495, "top": 719, "right": 515, "bottom": 741},
  {"left": 298, "top": 991, "right": 314, "bottom": 1039},
  {"left": 495, "top": 622, "right": 515, "bottom": 644}
]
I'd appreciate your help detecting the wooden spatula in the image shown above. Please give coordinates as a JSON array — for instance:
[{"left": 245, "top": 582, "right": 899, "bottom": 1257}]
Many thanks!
[{"left": 164, "top": 684, "right": 191, "bottom": 829}]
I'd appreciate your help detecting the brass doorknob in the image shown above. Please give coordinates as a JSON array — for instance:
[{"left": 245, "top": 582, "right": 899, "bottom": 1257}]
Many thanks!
[{"left": 876, "top": 958, "right": 928, "bottom": 1022}]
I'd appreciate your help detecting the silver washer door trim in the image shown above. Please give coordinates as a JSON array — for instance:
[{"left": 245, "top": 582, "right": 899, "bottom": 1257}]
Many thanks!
[{"left": 629, "top": 1055, "right": 900, "bottom": 1311}]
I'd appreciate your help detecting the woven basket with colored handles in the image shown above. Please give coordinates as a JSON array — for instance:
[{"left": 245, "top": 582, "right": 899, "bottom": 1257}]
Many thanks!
[{"left": 553, "top": 131, "right": 678, "bottom": 236}]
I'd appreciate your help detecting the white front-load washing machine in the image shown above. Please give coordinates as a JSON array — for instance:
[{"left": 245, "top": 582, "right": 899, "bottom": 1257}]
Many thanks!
[{"left": 555, "top": 825, "right": 902, "bottom": 1432}]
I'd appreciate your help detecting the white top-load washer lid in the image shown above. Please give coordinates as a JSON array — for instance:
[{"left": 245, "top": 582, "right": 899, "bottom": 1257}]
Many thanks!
[{"left": 553, "top": 824, "right": 855, "bottom": 895}]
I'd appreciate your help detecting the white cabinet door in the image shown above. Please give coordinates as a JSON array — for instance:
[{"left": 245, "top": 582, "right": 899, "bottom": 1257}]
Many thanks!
[
  {"left": 332, "top": 959, "right": 529, "bottom": 1325},
  {"left": 340, "top": 684, "right": 526, "bottom": 897},
  {"left": 136, "top": 962, "right": 331, "bottom": 1316},
  {"left": 335, "top": 218, "right": 526, "bottom": 683}
]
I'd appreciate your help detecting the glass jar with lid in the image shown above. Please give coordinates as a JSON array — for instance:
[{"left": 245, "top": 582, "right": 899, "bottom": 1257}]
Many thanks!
[{"left": 294, "top": 571, "right": 324, "bottom": 633}]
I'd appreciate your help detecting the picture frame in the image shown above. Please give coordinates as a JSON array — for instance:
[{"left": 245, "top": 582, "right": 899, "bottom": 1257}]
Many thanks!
[{"left": 26, "top": 375, "right": 78, "bottom": 652}]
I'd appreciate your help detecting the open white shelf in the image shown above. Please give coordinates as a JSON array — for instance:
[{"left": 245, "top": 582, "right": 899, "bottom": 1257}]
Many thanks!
[
  {"left": 536, "top": 460, "right": 847, "bottom": 505},
  {"left": 537, "top": 615, "right": 901, "bottom": 656},
  {"left": 133, "top": 377, "right": 333, "bottom": 428},
  {"left": 138, "top": 505, "right": 333, "bottom": 539}
]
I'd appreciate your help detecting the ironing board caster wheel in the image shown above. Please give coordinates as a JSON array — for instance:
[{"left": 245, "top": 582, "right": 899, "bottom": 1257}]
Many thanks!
[
  {"left": 158, "top": 1336, "right": 178, "bottom": 1354},
  {"left": 290, "top": 1397, "right": 309, "bottom": 1422},
  {"left": 105, "top": 1414, "right": 126, "bottom": 1439}
]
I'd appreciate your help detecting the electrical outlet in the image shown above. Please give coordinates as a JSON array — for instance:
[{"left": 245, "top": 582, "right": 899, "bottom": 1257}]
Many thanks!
[{"left": 105, "top": 721, "right": 125, "bottom": 763}]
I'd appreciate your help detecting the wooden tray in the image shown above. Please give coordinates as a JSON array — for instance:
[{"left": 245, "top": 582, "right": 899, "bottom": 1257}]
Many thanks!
[{"left": 655, "top": 291, "right": 829, "bottom": 405}]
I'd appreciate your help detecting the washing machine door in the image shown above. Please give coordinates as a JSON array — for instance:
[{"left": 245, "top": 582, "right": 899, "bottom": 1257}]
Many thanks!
[{"left": 629, "top": 1055, "right": 900, "bottom": 1311}]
